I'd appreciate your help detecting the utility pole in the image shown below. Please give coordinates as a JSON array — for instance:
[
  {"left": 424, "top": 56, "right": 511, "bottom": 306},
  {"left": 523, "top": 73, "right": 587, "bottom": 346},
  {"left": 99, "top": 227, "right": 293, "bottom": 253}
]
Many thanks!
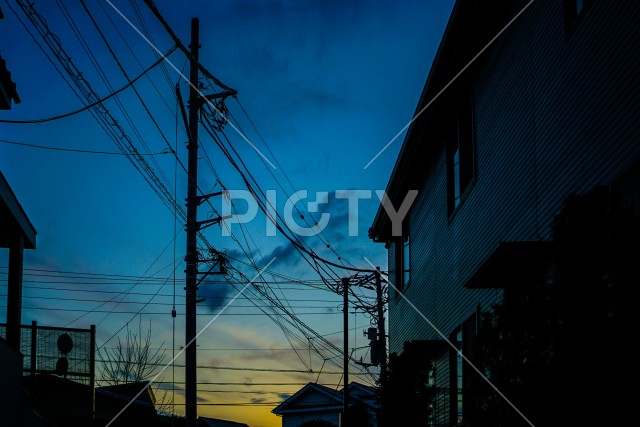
[
  {"left": 342, "top": 277, "right": 349, "bottom": 427},
  {"left": 185, "top": 17, "right": 200, "bottom": 427},
  {"left": 375, "top": 267, "right": 387, "bottom": 376}
]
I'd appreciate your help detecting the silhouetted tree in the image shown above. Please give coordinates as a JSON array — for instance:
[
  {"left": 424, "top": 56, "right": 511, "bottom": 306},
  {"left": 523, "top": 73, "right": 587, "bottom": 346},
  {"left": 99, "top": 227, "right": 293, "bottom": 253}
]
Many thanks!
[
  {"left": 377, "top": 341, "right": 435, "bottom": 427},
  {"left": 98, "top": 320, "right": 172, "bottom": 414},
  {"left": 474, "top": 187, "right": 640, "bottom": 426},
  {"left": 345, "top": 399, "right": 371, "bottom": 427}
]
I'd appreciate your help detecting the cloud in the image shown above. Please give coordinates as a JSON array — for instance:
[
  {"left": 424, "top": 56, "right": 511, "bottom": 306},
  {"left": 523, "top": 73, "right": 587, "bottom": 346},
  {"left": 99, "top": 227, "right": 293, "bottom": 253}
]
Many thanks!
[
  {"left": 288, "top": 83, "right": 351, "bottom": 111},
  {"left": 236, "top": 349, "right": 289, "bottom": 363},
  {"left": 155, "top": 382, "right": 183, "bottom": 392},
  {"left": 198, "top": 281, "right": 235, "bottom": 314},
  {"left": 259, "top": 243, "right": 298, "bottom": 266}
]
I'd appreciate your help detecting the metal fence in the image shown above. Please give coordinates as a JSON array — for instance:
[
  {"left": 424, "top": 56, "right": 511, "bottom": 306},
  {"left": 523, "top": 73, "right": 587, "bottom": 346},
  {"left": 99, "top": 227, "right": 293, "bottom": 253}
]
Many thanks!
[{"left": 0, "top": 321, "right": 95, "bottom": 386}]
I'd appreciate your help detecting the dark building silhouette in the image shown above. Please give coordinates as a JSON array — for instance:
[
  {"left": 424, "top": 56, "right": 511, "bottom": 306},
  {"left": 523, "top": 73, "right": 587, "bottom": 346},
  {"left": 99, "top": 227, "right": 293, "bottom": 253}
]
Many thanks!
[
  {"left": 369, "top": 0, "right": 640, "bottom": 425},
  {"left": 1, "top": 172, "right": 36, "bottom": 352},
  {"left": 95, "top": 381, "right": 158, "bottom": 427}
]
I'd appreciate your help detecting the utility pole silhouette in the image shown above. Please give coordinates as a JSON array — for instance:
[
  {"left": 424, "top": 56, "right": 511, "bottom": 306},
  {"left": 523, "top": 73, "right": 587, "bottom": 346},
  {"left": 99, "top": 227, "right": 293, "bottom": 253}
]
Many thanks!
[
  {"left": 183, "top": 18, "right": 235, "bottom": 427},
  {"left": 184, "top": 17, "right": 200, "bottom": 427},
  {"left": 342, "top": 276, "right": 350, "bottom": 427},
  {"left": 375, "top": 267, "right": 387, "bottom": 376}
]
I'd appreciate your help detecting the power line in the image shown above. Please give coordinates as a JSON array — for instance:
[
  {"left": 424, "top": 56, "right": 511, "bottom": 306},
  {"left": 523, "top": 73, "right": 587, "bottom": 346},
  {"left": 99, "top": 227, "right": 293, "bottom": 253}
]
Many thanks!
[
  {"left": 0, "top": 46, "right": 177, "bottom": 124},
  {"left": 141, "top": 0, "right": 234, "bottom": 92},
  {"left": 0, "top": 266, "right": 331, "bottom": 285},
  {"left": 0, "top": 290, "right": 341, "bottom": 303},
  {"left": 0, "top": 138, "right": 171, "bottom": 156},
  {"left": 92, "top": 360, "right": 345, "bottom": 375},
  {"left": 8, "top": 296, "right": 341, "bottom": 310},
  {"left": 12, "top": 0, "right": 185, "bottom": 220},
  {"left": 164, "top": 402, "right": 282, "bottom": 406},
  {"left": 3, "top": 306, "right": 345, "bottom": 316}
]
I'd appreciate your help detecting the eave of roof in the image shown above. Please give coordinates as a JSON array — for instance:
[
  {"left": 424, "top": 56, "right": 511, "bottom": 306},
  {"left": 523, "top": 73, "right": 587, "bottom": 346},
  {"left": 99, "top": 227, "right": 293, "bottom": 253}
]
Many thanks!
[
  {"left": 369, "top": 0, "right": 508, "bottom": 243},
  {"left": 370, "top": 3, "right": 460, "bottom": 242},
  {"left": 0, "top": 171, "right": 37, "bottom": 249}
]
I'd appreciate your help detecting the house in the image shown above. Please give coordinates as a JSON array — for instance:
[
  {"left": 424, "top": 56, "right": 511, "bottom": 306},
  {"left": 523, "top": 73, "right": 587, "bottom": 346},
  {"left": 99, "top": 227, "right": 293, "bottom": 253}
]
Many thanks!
[
  {"left": 0, "top": 172, "right": 39, "bottom": 427},
  {"left": 1, "top": 171, "right": 36, "bottom": 353},
  {"left": 0, "top": 336, "right": 23, "bottom": 427},
  {"left": 369, "top": 0, "right": 640, "bottom": 425},
  {"left": 24, "top": 373, "right": 93, "bottom": 427},
  {"left": 271, "top": 382, "right": 378, "bottom": 427},
  {"left": 157, "top": 415, "right": 250, "bottom": 427},
  {"left": 95, "top": 381, "right": 159, "bottom": 427}
]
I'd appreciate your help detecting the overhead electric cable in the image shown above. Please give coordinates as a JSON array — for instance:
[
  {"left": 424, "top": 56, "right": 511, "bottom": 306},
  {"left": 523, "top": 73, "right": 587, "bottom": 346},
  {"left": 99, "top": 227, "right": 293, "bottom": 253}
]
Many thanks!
[
  {"left": 0, "top": 138, "right": 171, "bottom": 156},
  {"left": 0, "top": 46, "right": 177, "bottom": 124}
]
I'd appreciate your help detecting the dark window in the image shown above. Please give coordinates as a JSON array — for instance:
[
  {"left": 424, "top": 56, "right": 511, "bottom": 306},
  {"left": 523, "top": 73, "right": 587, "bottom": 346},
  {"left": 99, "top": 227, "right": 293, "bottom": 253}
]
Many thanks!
[
  {"left": 449, "top": 312, "right": 480, "bottom": 425},
  {"left": 403, "top": 235, "right": 410, "bottom": 287},
  {"left": 447, "top": 100, "right": 475, "bottom": 215},
  {"left": 394, "top": 234, "right": 410, "bottom": 294}
]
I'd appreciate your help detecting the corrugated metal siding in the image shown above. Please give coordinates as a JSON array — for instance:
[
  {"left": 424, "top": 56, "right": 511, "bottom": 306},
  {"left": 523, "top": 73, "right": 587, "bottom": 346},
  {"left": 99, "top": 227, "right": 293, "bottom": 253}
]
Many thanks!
[{"left": 386, "top": 0, "right": 640, "bottom": 424}]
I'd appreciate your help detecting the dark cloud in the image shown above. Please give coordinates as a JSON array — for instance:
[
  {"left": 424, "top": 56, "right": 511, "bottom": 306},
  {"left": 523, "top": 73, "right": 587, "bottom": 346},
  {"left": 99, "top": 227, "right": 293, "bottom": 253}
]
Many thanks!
[
  {"left": 259, "top": 243, "right": 298, "bottom": 266},
  {"left": 225, "top": 247, "right": 252, "bottom": 262},
  {"left": 198, "top": 280, "right": 236, "bottom": 314},
  {"left": 237, "top": 348, "right": 288, "bottom": 363},
  {"left": 155, "top": 382, "right": 183, "bottom": 392}
]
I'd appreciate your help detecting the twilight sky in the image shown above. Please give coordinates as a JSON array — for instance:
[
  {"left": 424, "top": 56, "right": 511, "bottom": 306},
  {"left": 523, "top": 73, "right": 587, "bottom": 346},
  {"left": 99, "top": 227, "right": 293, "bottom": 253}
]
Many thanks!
[{"left": 0, "top": 1, "right": 454, "bottom": 425}]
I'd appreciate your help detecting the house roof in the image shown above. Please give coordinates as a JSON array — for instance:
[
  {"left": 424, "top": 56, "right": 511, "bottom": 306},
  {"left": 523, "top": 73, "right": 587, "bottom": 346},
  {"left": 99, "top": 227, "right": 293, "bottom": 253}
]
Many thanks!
[
  {"left": 0, "top": 171, "right": 37, "bottom": 249},
  {"left": 96, "top": 381, "right": 156, "bottom": 408},
  {"left": 344, "top": 382, "right": 376, "bottom": 400},
  {"left": 272, "top": 382, "right": 343, "bottom": 415},
  {"left": 271, "top": 382, "right": 378, "bottom": 416},
  {"left": 369, "top": 0, "right": 522, "bottom": 242}
]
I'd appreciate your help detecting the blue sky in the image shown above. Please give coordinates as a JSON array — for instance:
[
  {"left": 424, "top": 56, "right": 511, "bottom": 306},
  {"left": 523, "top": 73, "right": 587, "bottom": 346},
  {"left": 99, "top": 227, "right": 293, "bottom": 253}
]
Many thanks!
[{"left": 0, "top": 1, "right": 454, "bottom": 425}]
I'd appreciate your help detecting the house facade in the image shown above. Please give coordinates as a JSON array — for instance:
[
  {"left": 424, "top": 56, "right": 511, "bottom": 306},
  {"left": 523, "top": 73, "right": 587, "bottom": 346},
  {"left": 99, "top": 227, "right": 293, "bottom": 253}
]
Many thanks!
[
  {"left": 369, "top": 0, "right": 640, "bottom": 425},
  {"left": 271, "top": 382, "right": 378, "bottom": 427}
]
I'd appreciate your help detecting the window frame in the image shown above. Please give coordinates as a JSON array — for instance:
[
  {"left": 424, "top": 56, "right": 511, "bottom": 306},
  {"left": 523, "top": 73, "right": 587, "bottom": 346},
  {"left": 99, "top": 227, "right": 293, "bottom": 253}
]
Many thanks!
[
  {"left": 394, "top": 222, "right": 411, "bottom": 295},
  {"left": 402, "top": 234, "right": 410, "bottom": 289},
  {"left": 449, "top": 310, "right": 480, "bottom": 425},
  {"left": 446, "top": 86, "right": 476, "bottom": 218}
]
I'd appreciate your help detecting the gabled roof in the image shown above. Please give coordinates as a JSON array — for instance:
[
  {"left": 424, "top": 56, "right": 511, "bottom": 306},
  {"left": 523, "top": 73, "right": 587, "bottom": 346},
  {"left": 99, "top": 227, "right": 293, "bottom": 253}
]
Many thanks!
[
  {"left": 272, "top": 381, "right": 378, "bottom": 416},
  {"left": 344, "top": 382, "right": 377, "bottom": 404},
  {"left": 272, "top": 382, "right": 343, "bottom": 415}
]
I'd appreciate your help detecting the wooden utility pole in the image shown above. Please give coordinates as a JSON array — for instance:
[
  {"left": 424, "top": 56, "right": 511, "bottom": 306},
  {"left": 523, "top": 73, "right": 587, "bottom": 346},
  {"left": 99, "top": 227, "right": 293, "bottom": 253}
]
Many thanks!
[
  {"left": 375, "top": 267, "right": 387, "bottom": 375},
  {"left": 342, "top": 277, "right": 349, "bottom": 427},
  {"left": 185, "top": 17, "right": 200, "bottom": 427}
]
